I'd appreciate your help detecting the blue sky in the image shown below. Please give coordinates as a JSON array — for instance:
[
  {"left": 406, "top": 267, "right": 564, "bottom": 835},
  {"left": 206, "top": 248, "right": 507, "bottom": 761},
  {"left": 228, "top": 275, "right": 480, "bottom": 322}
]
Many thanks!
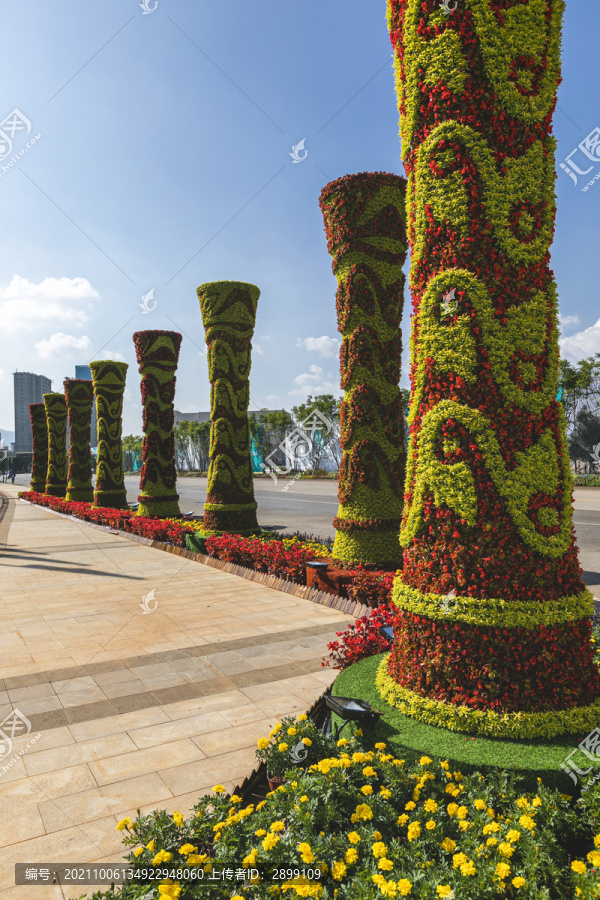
[{"left": 0, "top": 0, "right": 598, "bottom": 438}]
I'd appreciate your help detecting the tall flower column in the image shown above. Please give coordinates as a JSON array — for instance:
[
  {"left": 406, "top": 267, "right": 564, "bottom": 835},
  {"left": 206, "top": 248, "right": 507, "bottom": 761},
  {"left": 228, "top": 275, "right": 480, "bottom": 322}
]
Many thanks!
[
  {"left": 197, "top": 281, "right": 260, "bottom": 534},
  {"left": 29, "top": 403, "right": 49, "bottom": 493},
  {"left": 379, "top": 0, "right": 600, "bottom": 737},
  {"left": 64, "top": 379, "right": 94, "bottom": 503},
  {"left": 133, "top": 330, "right": 182, "bottom": 518},
  {"left": 90, "top": 361, "right": 129, "bottom": 509},
  {"left": 319, "top": 172, "right": 408, "bottom": 567},
  {"left": 43, "top": 393, "right": 68, "bottom": 498}
]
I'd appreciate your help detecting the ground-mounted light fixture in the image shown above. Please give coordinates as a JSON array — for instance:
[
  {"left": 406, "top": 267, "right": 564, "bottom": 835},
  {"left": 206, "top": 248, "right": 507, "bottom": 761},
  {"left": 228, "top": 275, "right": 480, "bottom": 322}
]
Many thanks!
[
  {"left": 379, "top": 626, "right": 394, "bottom": 644},
  {"left": 325, "top": 695, "right": 382, "bottom": 740},
  {"left": 128, "top": 502, "right": 140, "bottom": 511},
  {"left": 306, "top": 561, "right": 329, "bottom": 571}
]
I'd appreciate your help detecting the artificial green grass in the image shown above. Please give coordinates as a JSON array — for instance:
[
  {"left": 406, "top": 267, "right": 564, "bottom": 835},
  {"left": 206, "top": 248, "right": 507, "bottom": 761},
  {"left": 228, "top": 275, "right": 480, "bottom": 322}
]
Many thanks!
[{"left": 331, "top": 653, "right": 599, "bottom": 795}]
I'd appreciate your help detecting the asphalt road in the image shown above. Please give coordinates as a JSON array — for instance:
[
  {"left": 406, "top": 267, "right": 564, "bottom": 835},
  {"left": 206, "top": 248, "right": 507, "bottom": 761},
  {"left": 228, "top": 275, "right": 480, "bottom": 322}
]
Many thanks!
[{"left": 11, "top": 474, "right": 599, "bottom": 597}]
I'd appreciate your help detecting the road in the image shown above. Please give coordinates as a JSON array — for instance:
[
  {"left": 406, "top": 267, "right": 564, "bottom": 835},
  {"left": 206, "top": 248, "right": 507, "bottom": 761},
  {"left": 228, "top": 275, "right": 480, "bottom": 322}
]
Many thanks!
[{"left": 12, "top": 475, "right": 599, "bottom": 597}]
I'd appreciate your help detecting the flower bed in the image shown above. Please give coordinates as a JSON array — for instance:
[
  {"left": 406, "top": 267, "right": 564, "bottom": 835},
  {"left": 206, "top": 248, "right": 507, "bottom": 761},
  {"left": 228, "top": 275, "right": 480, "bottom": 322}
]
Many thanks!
[
  {"left": 323, "top": 602, "right": 397, "bottom": 671},
  {"left": 573, "top": 475, "right": 600, "bottom": 487},
  {"left": 86, "top": 723, "right": 600, "bottom": 899}
]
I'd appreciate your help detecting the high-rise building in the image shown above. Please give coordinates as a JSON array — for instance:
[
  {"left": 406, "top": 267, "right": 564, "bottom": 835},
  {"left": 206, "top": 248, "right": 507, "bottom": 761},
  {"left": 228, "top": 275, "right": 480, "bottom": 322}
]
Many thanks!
[
  {"left": 13, "top": 372, "right": 52, "bottom": 452},
  {"left": 73, "top": 365, "right": 98, "bottom": 446}
]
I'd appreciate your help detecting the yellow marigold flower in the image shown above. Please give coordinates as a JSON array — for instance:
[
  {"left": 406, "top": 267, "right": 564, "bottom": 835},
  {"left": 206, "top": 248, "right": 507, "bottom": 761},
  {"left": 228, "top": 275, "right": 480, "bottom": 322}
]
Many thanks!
[
  {"left": 405, "top": 801, "right": 416, "bottom": 811},
  {"left": 373, "top": 831, "right": 382, "bottom": 840},
  {"left": 116, "top": 817, "right": 132, "bottom": 832},
  {"left": 380, "top": 788, "right": 392, "bottom": 799},
  {"left": 337, "top": 738, "right": 349, "bottom": 747},
  {"left": 345, "top": 847, "right": 358, "bottom": 864},
  {"left": 453, "top": 772, "right": 463, "bottom": 781},
  {"left": 571, "top": 861, "right": 586, "bottom": 875},
  {"left": 407, "top": 822, "right": 421, "bottom": 843},
  {"left": 519, "top": 815, "right": 536, "bottom": 832},
  {"left": 441, "top": 838, "right": 456, "bottom": 852},
  {"left": 447, "top": 803, "right": 459, "bottom": 817},
  {"left": 532, "top": 797, "right": 542, "bottom": 807},
  {"left": 257, "top": 737, "right": 270, "bottom": 750},
  {"left": 363, "top": 766, "right": 377, "bottom": 778},
  {"left": 487, "top": 808, "right": 495, "bottom": 818},
  {"left": 426, "top": 820, "right": 436, "bottom": 831},
  {"left": 397, "top": 880, "right": 412, "bottom": 896},
  {"left": 460, "top": 860, "right": 476, "bottom": 877},
  {"left": 436, "top": 887, "right": 452, "bottom": 898},
  {"left": 152, "top": 850, "right": 173, "bottom": 866},
  {"left": 134, "top": 847, "right": 144, "bottom": 857},
  {"left": 456, "top": 806, "right": 468, "bottom": 820},
  {"left": 300, "top": 795, "right": 309, "bottom": 803},
  {"left": 375, "top": 742, "right": 386, "bottom": 750},
  {"left": 424, "top": 799, "right": 438, "bottom": 813},
  {"left": 372, "top": 842, "right": 388, "bottom": 858},
  {"left": 243, "top": 849, "right": 258, "bottom": 866},
  {"left": 587, "top": 850, "right": 600, "bottom": 866},
  {"left": 287, "top": 726, "right": 297, "bottom": 735},
  {"left": 297, "top": 842, "right": 315, "bottom": 863},
  {"left": 483, "top": 822, "right": 500, "bottom": 834},
  {"left": 397, "top": 814, "right": 409, "bottom": 826},
  {"left": 445, "top": 783, "right": 456, "bottom": 795},
  {"left": 278, "top": 742, "right": 289, "bottom": 752},
  {"left": 486, "top": 837, "right": 498, "bottom": 847},
  {"left": 255, "top": 829, "right": 267, "bottom": 837},
  {"left": 263, "top": 833, "right": 280, "bottom": 851},
  {"left": 186, "top": 854, "right": 207, "bottom": 865},
  {"left": 353, "top": 803, "right": 373, "bottom": 821},
  {"left": 178, "top": 844, "right": 196, "bottom": 856},
  {"left": 361, "top": 785, "right": 373, "bottom": 796},
  {"left": 512, "top": 877, "right": 526, "bottom": 888},
  {"left": 302, "top": 737, "right": 312, "bottom": 746},
  {"left": 458, "top": 821, "right": 470, "bottom": 831},
  {"left": 298, "top": 714, "right": 307, "bottom": 721},
  {"left": 516, "top": 796, "right": 529, "bottom": 809},
  {"left": 595, "top": 834, "right": 600, "bottom": 848},
  {"left": 496, "top": 863, "right": 510, "bottom": 879},
  {"left": 474, "top": 799, "right": 486, "bottom": 810},
  {"left": 452, "top": 853, "right": 467, "bottom": 869},
  {"left": 271, "top": 723, "right": 282, "bottom": 736},
  {"left": 332, "top": 861, "right": 347, "bottom": 880},
  {"left": 440, "top": 760, "right": 450, "bottom": 770},
  {"left": 498, "top": 842, "right": 514, "bottom": 858},
  {"left": 212, "top": 784, "right": 226, "bottom": 793},
  {"left": 256, "top": 801, "right": 266, "bottom": 811},
  {"left": 172, "top": 811, "right": 184, "bottom": 827},
  {"left": 271, "top": 821, "right": 285, "bottom": 832},
  {"left": 158, "top": 886, "right": 181, "bottom": 899},
  {"left": 420, "top": 756, "right": 432, "bottom": 766},
  {"left": 348, "top": 831, "right": 361, "bottom": 844},
  {"left": 506, "top": 829, "right": 520, "bottom": 843},
  {"left": 146, "top": 840, "right": 155, "bottom": 852},
  {"left": 379, "top": 858, "right": 394, "bottom": 871}
]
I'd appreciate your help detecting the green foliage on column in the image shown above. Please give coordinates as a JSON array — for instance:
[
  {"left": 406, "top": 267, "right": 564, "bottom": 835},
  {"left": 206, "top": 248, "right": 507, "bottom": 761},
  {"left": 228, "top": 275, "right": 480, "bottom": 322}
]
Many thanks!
[
  {"left": 64, "top": 379, "right": 94, "bottom": 503},
  {"left": 90, "top": 361, "right": 129, "bottom": 510},
  {"left": 133, "top": 330, "right": 182, "bottom": 518},
  {"left": 382, "top": 0, "right": 600, "bottom": 737},
  {"left": 319, "top": 172, "right": 408, "bottom": 567},
  {"left": 197, "top": 280, "right": 260, "bottom": 535},
  {"left": 29, "top": 403, "right": 49, "bottom": 493},
  {"left": 43, "top": 393, "right": 68, "bottom": 498}
]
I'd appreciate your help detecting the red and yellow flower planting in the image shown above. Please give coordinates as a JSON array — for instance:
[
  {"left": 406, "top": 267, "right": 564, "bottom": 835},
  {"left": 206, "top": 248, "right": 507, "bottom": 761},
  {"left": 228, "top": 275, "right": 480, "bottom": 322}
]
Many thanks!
[{"left": 383, "top": 0, "right": 600, "bottom": 736}]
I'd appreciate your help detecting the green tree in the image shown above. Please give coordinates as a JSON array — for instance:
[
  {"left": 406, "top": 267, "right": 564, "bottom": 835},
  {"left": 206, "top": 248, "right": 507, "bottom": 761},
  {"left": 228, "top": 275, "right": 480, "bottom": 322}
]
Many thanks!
[
  {"left": 558, "top": 354, "right": 600, "bottom": 471},
  {"left": 250, "top": 409, "right": 294, "bottom": 470},
  {"left": 291, "top": 394, "right": 341, "bottom": 472},
  {"left": 122, "top": 434, "right": 143, "bottom": 473},
  {"left": 188, "top": 421, "right": 211, "bottom": 472}
]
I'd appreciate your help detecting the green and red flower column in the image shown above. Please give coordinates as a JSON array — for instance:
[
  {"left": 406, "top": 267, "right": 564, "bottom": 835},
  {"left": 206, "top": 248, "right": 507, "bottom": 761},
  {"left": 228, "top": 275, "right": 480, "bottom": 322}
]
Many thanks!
[
  {"left": 197, "top": 281, "right": 260, "bottom": 535},
  {"left": 29, "top": 402, "right": 49, "bottom": 494},
  {"left": 64, "top": 379, "right": 94, "bottom": 503},
  {"left": 43, "top": 393, "right": 68, "bottom": 498},
  {"left": 380, "top": 0, "right": 600, "bottom": 737},
  {"left": 133, "top": 330, "right": 182, "bottom": 518},
  {"left": 319, "top": 172, "right": 408, "bottom": 567},
  {"left": 90, "top": 361, "right": 129, "bottom": 510}
]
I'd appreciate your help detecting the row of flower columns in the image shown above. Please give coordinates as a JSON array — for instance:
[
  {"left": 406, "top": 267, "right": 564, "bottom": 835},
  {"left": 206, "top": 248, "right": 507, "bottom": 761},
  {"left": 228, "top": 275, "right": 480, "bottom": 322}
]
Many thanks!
[
  {"left": 28, "top": 403, "right": 49, "bottom": 494},
  {"left": 64, "top": 379, "right": 94, "bottom": 503},
  {"left": 43, "top": 393, "right": 68, "bottom": 497},
  {"left": 89, "top": 361, "right": 129, "bottom": 510},
  {"left": 381, "top": 0, "right": 600, "bottom": 736}
]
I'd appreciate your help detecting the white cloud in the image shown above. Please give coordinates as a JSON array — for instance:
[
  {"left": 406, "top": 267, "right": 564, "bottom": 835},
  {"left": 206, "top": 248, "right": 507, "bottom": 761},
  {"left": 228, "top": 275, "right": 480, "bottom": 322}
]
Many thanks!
[
  {"left": 296, "top": 335, "right": 341, "bottom": 359},
  {"left": 260, "top": 334, "right": 271, "bottom": 341},
  {"left": 253, "top": 343, "right": 264, "bottom": 355},
  {"left": 90, "top": 348, "right": 126, "bottom": 362},
  {"left": 559, "top": 313, "right": 580, "bottom": 330},
  {"left": 34, "top": 333, "right": 93, "bottom": 359},
  {"left": 289, "top": 364, "right": 341, "bottom": 398},
  {"left": 265, "top": 394, "right": 280, "bottom": 404},
  {"left": 559, "top": 317, "right": 600, "bottom": 363},
  {"left": 0, "top": 275, "right": 99, "bottom": 331}
]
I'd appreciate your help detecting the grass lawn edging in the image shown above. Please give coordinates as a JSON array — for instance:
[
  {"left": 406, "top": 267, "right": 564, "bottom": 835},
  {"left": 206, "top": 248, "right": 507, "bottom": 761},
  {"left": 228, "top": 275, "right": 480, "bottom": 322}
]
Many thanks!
[{"left": 331, "top": 653, "right": 599, "bottom": 795}]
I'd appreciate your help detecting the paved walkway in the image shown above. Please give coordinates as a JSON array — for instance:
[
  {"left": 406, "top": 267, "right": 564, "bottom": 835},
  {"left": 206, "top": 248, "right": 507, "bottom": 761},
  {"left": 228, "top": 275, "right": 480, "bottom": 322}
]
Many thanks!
[{"left": 0, "top": 488, "right": 351, "bottom": 899}]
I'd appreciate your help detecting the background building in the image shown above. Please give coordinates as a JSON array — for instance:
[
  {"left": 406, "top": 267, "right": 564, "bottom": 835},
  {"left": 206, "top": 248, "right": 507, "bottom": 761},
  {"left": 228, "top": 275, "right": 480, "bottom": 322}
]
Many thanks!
[
  {"left": 174, "top": 410, "right": 211, "bottom": 426},
  {"left": 13, "top": 372, "right": 52, "bottom": 452}
]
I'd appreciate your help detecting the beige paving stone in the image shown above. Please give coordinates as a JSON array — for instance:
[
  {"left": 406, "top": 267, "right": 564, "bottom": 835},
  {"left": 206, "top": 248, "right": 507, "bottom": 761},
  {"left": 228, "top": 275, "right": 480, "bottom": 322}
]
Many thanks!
[
  {"left": 89, "top": 739, "right": 205, "bottom": 786},
  {"left": 24, "top": 733, "right": 138, "bottom": 777},
  {"left": 192, "top": 717, "right": 274, "bottom": 757},
  {"left": 68, "top": 707, "right": 170, "bottom": 742},
  {"left": 127, "top": 711, "right": 232, "bottom": 749},
  {"left": 159, "top": 747, "right": 256, "bottom": 796}
]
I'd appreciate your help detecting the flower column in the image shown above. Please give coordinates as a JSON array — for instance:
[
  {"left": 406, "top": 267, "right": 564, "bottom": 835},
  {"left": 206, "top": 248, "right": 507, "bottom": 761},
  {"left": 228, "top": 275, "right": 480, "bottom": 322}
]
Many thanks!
[
  {"left": 64, "top": 379, "right": 94, "bottom": 503},
  {"left": 43, "top": 393, "right": 68, "bottom": 498},
  {"left": 197, "top": 280, "right": 260, "bottom": 535},
  {"left": 90, "top": 361, "right": 129, "bottom": 510},
  {"left": 319, "top": 172, "right": 408, "bottom": 567},
  {"left": 29, "top": 403, "right": 49, "bottom": 494},
  {"left": 380, "top": 0, "right": 600, "bottom": 736},
  {"left": 133, "top": 330, "right": 182, "bottom": 518}
]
